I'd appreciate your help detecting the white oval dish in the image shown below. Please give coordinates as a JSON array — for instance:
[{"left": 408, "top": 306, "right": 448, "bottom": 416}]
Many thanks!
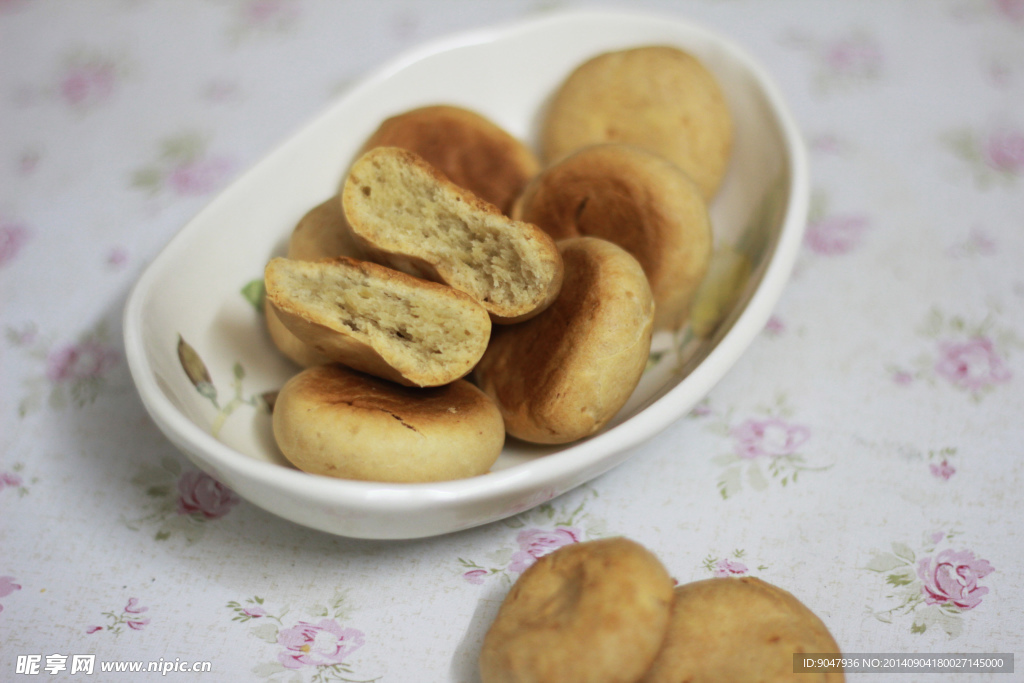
[{"left": 123, "top": 8, "right": 808, "bottom": 540}]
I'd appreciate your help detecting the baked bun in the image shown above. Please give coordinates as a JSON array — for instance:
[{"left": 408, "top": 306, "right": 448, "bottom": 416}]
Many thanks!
[
  {"left": 474, "top": 237, "right": 654, "bottom": 444},
  {"left": 265, "top": 196, "right": 364, "bottom": 368},
  {"left": 341, "top": 146, "right": 564, "bottom": 324},
  {"left": 265, "top": 299, "right": 332, "bottom": 368},
  {"left": 264, "top": 256, "right": 491, "bottom": 387},
  {"left": 272, "top": 364, "right": 504, "bottom": 482},
  {"left": 641, "top": 577, "right": 845, "bottom": 683},
  {"left": 542, "top": 45, "right": 733, "bottom": 200},
  {"left": 512, "top": 143, "right": 712, "bottom": 331},
  {"left": 357, "top": 105, "right": 540, "bottom": 215},
  {"left": 287, "top": 195, "right": 364, "bottom": 262},
  {"left": 479, "top": 537, "right": 675, "bottom": 683}
]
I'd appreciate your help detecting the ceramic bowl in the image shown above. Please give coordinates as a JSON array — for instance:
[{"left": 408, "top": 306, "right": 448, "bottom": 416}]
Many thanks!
[{"left": 123, "top": 8, "right": 808, "bottom": 540}]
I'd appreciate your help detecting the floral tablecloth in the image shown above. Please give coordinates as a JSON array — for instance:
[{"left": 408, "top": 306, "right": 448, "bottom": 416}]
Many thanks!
[{"left": 2, "top": 0, "right": 1023, "bottom": 681}]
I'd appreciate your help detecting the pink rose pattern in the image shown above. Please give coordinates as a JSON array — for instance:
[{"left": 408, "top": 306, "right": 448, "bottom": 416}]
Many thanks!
[
  {"left": 889, "top": 310, "right": 1019, "bottom": 399},
  {"left": 731, "top": 418, "right": 811, "bottom": 460},
  {"left": 0, "top": 219, "right": 29, "bottom": 267},
  {"left": 808, "top": 133, "right": 850, "bottom": 156},
  {"left": 227, "top": 595, "right": 374, "bottom": 681},
  {"left": 784, "top": 28, "right": 882, "bottom": 94},
  {"left": 983, "top": 127, "right": 1024, "bottom": 173},
  {"left": 995, "top": 0, "right": 1024, "bottom": 22},
  {"left": 227, "top": 0, "right": 301, "bottom": 42},
  {"left": 917, "top": 549, "right": 994, "bottom": 610},
  {"left": 131, "top": 132, "right": 236, "bottom": 198},
  {"left": 703, "top": 397, "right": 830, "bottom": 498},
  {"left": 0, "top": 576, "right": 22, "bottom": 613},
  {"left": 176, "top": 470, "right": 240, "bottom": 519},
  {"left": 228, "top": 597, "right": 270, "bottom": 623},
  {"left": 930, "top": 459, "right": 957, "bottom": 481},
  {"left": 703, "top": 551, "right": 767, "bottom": 578},
  {"left": 124, "top": 458, "right": 241, "bottom": 542},
  {"left": 60, "top": 59, "right": 118, "bottom": 108},
  {"left": 934, "top": 337, "right": 1012, "bottom": 393},
  {"left": 45, "top": 339, "right": 119, "bottom": 384},
  {"left": 277, "top": 619, "right": 365, "bottom": 670},
  {"left": 106, "top": 246, "right": 129, "bottom": 268},
  {"left": 166, "top": 156, "right": 236, "bottom": 196},
  {"left": 7, "top": 322, "right": 120, "bottom": 415},
  {"left": 459, "top": 490, "right": 599, "bottom": 584},
  {"left": 803, "top": 191, "right": 868, "bottom": 257},
  {"left": 88, "top": 598, "right": 150, "bottom": 635},
  {"left": 0, "top": 2, "right": 1018, "bottom": 672},
  {"left": 804, "top": 214, "right": 868, "bottom": 255},
  {"left": 867, "top": 532, "right": 994, "bottom": 636},
  {"left": 944, "top": 124, "right": 1024, "bottom": 187},
  {"left": 461, "top": 525, "right": 582, "bottom": 583},
  {"left": 714, "top": 558, "right": 749, "bottom": 577},
  {"left": 507, "top": 527, "right": 582, "bottom": 573},
  {"left": 0, "top": 470, "right": 26, "bottom": 495},
  {"left": 764, "top": 315, "right": 786, "bottom": 337},
  {"left": 9, "top": 48, "right": 129, "bottom": 110},
  {"left": 946, "top": 226, "right": 996, "bottom": 258}
]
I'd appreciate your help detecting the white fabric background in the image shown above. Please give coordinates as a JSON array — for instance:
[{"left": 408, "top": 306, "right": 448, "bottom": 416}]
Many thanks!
[{"left": 2, "top": 1, "right": 1022, "bottom": 681}]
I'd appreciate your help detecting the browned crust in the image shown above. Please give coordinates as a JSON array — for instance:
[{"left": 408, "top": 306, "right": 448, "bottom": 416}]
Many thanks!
[
  {"left": 358, "top": 104, "right": 540, "bottom": 215},
  {"left": 541, "top": 45, "right": 733, "bottom": 201},
  {"left": 272, "top": 364, "right": 505, "bottom": 482},
  {"left": 641, "top": 577, "right": 846, "bottom": 683},
  {"left": 513, "top": 143, "right": 712, "bottom": 330},
  {"left": 479, "top": 537, "right": 675, "bottom": 683},
  {"left": 474, "top": 237, "right": 654, "bottom": 444}
]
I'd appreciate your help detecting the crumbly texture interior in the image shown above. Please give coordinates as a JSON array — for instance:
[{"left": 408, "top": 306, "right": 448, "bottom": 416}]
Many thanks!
[
  {"left": 345, "top": 149, "right": 555, "bottom": 309},
  {"left": 269, "top": 258, "right": 482, "bottom": 373}
]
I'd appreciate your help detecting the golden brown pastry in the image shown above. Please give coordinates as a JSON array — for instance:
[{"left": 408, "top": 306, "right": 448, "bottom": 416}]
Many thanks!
[
  {"left": 272, "top": 364, "right": 504, "bottom": 482},
  {"left": 264, "top": 196, "right": 364, "bottom": 368},
  {"left": 265, "top": 300, "right": 332, "bottom": 368},
  {"left": 641, "top": 577, "right": 845, "bottom": 683},
  {"left": 341, "top": 146, "right": 563, "bottom": 324},
  {"left": 264, "top": 256, "right": 491, "bottom": 387},
  {"left": 512, "top": 143, "right": 712, "bottom": 331},
  {"left": 474, "top": 237, "right": 654, "bottom": 444},
  {"left": 356, "top": 104, "right": 540, "bottom": 215},
  {"left": 479, "top": 537, "right": 676, "bottom": 683},
  {"left": 542, "top": 45, "right": 733, "bottom": 201}
]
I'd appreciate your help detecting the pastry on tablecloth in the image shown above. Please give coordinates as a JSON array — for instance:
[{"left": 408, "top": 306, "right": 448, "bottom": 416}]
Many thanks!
[
  {"left": 480, "top": 537, "right": 675, "bottom": 683},
  {"left": 641, "top": 577, "right": 845, "bottom": 682}
]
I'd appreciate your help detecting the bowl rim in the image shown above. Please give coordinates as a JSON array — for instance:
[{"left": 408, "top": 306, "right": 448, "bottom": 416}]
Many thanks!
[{"left": 123, "top": 6, "right": 810, "bottom": 517}]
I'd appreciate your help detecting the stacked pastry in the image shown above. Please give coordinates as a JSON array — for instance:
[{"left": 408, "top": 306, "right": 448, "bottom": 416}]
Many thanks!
[
  {"left": 478, "top": 538, "right": 846, "bottom": 683},
  {"left": 263, "top": 45, "right": 734, "bottom": 483}
]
